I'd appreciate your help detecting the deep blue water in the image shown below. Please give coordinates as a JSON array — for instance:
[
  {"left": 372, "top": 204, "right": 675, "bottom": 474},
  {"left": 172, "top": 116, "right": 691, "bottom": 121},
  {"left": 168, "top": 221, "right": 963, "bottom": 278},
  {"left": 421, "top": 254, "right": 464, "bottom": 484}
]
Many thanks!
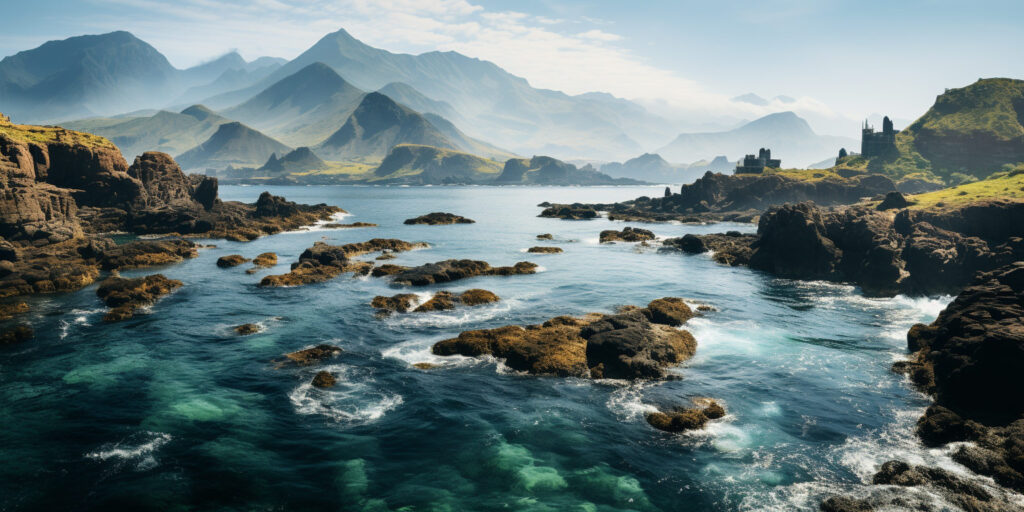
[{"left": 0, "top": 186, "right": 960, "bottom": 511}]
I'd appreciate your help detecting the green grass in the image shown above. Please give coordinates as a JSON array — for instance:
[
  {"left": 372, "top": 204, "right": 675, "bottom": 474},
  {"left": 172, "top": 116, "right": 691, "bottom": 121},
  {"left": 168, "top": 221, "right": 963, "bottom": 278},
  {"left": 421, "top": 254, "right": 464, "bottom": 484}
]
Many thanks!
[
  {"left": 765, "top": 168, "right": 845, "bottom": 182},
  {"left": 0, "top": 114, "right": 117, "bottom": 149},
  {"left": 905, "top": 165, "right": 1024, "bottom": 209},
  {"left": 294, "top": 161, "right": 377, "bottom": 176}
]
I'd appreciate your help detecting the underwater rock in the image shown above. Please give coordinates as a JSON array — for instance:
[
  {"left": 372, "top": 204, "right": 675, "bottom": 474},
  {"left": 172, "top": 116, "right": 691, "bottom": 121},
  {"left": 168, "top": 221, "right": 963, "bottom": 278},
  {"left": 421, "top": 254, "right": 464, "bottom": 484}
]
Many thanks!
[
  {"left": 403, "top": 212, "right": 475, "bottom": 225},
  {"left": 599, "top": 227, "right": 655, "bottom": 243},
  {"left": 389, "top": 259, "right": 537, "bottom": 286},
  {"left": 96, "top": 273, "right": 182, "bottom": 322},
  {"left": 432, "top": 297, "right": 696, "bottom": 379},
  {"left": 0, "top": 301, "right": 29, "bottom": 320},
  {"left": 216, "top": 254, "right": 249, "bottom": 267},
  {"left": 412, "top": 362, "right": 439, "bottom": 370},
  {"left": 527, "top": 246, "right": 562, "bottom": 253},
  {"left": 0, "top": 324, "right": 33, "bottom": 345}
]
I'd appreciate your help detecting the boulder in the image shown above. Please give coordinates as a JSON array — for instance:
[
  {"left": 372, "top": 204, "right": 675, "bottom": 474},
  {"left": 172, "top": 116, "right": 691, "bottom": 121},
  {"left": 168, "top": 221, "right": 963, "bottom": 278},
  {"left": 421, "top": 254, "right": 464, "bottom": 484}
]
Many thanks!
[
  {"left": 527, "top": 246, "right": 562, "bottom": 254},
  {"left": 646, "top": 399, "right": 726, "bottom": 433},
  {"left": 599, "top": 227, "right": 655, "bottom": 243},
  {"left": 389, "top": 259, "right": 537, "bottom": 286},
  {"left": 403, "top": 212, "right": 475, "bottom": 225},
  {"left": 234, "top": 323, "right": 261, "bottom": 335},
  {"left": 876, "top": 191, "right": 913, "bottom": 210},
  {"left": 283, "top": 344, "right": 342, "bottom": 365},
  {"left": 216, "top": 254, "right": 249, "bottom": 268},
  {"left": 311, "top": 371, "right": 337, "bottom": 388}
]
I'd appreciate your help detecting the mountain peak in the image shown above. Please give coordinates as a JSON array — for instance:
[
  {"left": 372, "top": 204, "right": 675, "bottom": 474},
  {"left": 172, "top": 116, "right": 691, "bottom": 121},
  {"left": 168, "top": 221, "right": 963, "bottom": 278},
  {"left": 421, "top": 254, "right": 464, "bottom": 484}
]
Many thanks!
[
  {"left": 740, "top": 111, "right": 814, "bottom": 135},
  {"left": 180, "top": 104, "right": 216, "bottom": 121}
]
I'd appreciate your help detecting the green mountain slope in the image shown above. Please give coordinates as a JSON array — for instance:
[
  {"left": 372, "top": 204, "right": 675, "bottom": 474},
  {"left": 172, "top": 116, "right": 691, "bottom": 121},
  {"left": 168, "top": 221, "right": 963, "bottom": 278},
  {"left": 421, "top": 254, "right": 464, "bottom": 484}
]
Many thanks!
[
  {"left": 838, "top": 78, "right": 1024, "bottom": 182},
  {"left": 176, "top": 121, "right": 291, "bottom": 170},
  {"left": 495, "top": 156, "right": 645, "bottom": 185},
  {"left": 260, "top": 147, "right": 327, "bottom": 175},
  {"left": 62, "top": 104, "right": 231, "bottom": 160},
  {"left": 372, "top": 144, "right": 501, "bottom": 184},
  {"left": 313, "top": 92, "right": 457, "bottom": 160}
]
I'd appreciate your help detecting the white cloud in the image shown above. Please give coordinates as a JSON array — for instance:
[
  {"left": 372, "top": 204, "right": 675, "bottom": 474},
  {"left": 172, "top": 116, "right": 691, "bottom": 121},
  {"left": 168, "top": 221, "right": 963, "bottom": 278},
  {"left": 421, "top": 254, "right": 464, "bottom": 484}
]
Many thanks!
[{"left": 576, "top": 29, "right": 622, "bottom": 42}]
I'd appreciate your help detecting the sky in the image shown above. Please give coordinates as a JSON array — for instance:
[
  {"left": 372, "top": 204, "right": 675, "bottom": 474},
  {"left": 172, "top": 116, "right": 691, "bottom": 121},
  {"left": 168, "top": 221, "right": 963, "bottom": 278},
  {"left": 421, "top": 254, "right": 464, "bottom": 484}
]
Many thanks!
[{"left": 2, "top": 0, "right": 1022, "bottom": 135}]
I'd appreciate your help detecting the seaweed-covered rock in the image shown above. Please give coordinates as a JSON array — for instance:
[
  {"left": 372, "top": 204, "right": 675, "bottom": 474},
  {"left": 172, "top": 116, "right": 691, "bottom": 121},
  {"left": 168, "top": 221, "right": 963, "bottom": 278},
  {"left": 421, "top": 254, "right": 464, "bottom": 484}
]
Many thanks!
[
  {"left": 234, "top": 323, "right": 261, "bottom": 335},
  {"left": 646, "top": 399, "right": 726, "bottom": 432},
  {"left": 96, "top": 273, "right": 182, "bottom": 322},
  {"left": 539, "top": 204, "right": 598, "bottom": 220},
  {"left": 389, "top": 259, "right": 537, "bottom": 286},
  {"left": 282, "top": 344, "right": 342, "bottom": 366},
  {"left": 403, "top": 212, "right": 475, "bottom": 225},
  {"left": 261, "top": 239, "right": 427, "bottom": 287},
  {"left": 311, "top": 370, "right": 337, "bottom": 388},
  {"left": 527, "top": 246, "right": 562, "bottom": 254},
  {"left": 0, "top": 324, "right": 33, "bottom": 345},
  {"left": 599, "top": 227, "right": 655, "bottom": 243},
  {"left": 216, "top": 254, "right": 249, "bottom": 267}
]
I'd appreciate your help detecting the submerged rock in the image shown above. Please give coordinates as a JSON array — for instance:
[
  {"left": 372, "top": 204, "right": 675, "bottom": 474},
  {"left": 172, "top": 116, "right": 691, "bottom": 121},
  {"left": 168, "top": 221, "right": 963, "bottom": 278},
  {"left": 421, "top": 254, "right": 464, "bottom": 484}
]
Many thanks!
[
  {"left": 216, "top": 254, "right": 249, "bottom": 268},
  {"left": 234, "top": 323, "right": 261, "bottom": 335},
  {"left": 412, "top": 362, "right": 439, "bottom": 370},
  {"left": 527, "top": 246, "right": 562, "bottom": 254},
  {"left": 311, "top": 370, "right": 337, "bottom": 388},
  {"left": 0, "top": 301, "right": 29, "bottom": 320},
  {"left": 96, "top": 273, "right": 182, "bottom": 322},
  {"left": 389, "top": 259, "right": 537, "bottom": 286},
  {"left": 403, "top": 212, "right": 475, "bottom": 225},
  {"left": 0, "top": 324, "right": 33, "bottom": 345},
  {"left": 432, "top": 298, "right": 696, "bottom": 379}
]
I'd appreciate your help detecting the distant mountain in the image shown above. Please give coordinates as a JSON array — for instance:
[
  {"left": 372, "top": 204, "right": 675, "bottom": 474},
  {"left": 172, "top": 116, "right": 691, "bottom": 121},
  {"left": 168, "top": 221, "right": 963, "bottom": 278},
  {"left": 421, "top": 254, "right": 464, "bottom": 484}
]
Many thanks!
[
  {"left": 601, "top": 153, "right": 734, "bottom": 184},
  {"left": 176, "top": 121, "right": 291, "bottom": 170},
  {"left": 421, "top": 113, "right": 514, "bottom": 161},
  {"left": 181, "top": 52, "right": 247, "bottom": 86},
  {"left": 378, "top": 82, "right": 460, "bottom": 121},
  {"left": 495, "top": 156, "right": 644, "bottom": 185},
  {"left": 372, "top": 144, "right": 502, "bottom": 184},
  {"left": 731, "top": 93, "right": 770, "bottom": 107},
  {"left": 0, "top": 31, "right": 178, "bottom": 122},
  {"left": 657, "top": 111, "right": 857, "bottom": 168},
  {"left": 254, "top": 28, "right": 661, "bottom": 159},
  {"left": 313, "top": 92, "right": 457, "bottom": 160},
  {"left": 223, "top": 62, "right": 364, "bottom": 146},
  {"left": 62, "top": 104, "right": 231, "bottom": 160},
  {"left": 175, "top": 55, "right": 285, "bottom": 105},
  {"left": 260, "top": 147, "right": 327, "bottom": 175}
]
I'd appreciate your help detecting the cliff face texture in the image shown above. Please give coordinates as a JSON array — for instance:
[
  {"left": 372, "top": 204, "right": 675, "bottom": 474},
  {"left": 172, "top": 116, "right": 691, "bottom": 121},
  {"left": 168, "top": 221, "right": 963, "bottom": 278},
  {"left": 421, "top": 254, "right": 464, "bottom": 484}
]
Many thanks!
[{"left": 0, "top": 114, "right": 340, "bottom": 299}]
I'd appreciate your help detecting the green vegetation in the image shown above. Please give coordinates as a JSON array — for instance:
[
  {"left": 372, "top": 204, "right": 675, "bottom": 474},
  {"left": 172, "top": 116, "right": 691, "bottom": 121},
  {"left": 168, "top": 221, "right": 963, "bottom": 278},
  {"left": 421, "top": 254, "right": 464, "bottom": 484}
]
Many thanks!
[
  {"left": 0, "top": 113, "right": 117, "bottom": 149},
  {"left": 906, "top": 164, "right": 1024, "bottom": 209},
  {"left": 834, "top": 78, "right": 1024, "bottom": 184},
  {"left": 766, "top": 167, "right": 845, "bottom": 182},
  {"left": 294, "top": 161, "right": 377, "bottom": 176}
]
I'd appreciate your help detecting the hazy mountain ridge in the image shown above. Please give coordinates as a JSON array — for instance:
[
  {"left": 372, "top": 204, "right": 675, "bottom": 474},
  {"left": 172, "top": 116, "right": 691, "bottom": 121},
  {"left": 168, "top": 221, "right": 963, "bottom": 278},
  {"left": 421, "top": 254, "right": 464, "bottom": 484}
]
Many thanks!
[
  {"left": 658, "top": 111, "right": 857, "bottom": 168},
  {"left": 176, "top": 121, "right": 291, "bottom": 170},
  {"left": 62, "top": 104, "right": 232, "bottom": 160}
]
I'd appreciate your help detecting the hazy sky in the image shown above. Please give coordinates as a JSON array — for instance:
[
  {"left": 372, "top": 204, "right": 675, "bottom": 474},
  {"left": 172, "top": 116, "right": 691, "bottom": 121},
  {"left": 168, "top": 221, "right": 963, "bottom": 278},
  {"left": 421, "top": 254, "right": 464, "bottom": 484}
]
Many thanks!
[{"left": 2, "top": 0, "right": 1022, "bottom": 129}]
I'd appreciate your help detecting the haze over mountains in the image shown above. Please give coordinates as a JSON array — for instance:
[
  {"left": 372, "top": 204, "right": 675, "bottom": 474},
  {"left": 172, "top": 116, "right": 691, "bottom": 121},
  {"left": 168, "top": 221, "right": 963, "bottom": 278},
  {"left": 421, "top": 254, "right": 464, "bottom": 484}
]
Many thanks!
[{"left": 0, "top": 28, "right": 860, "bottom": 180}]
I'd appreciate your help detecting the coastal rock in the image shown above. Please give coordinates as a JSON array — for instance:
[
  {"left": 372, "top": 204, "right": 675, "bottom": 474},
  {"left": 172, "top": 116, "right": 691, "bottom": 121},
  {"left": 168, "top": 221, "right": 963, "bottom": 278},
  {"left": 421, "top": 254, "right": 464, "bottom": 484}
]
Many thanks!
[
  {"left": 252, "top": 252, "right": 277, "bottom": 267},
  {"left": 371, "top": 293, "right": 420, "bottom": 315},
  {"left": 527, "top": 246, "right": 562, "bottom": 253},
  {"left": 372, "top": 289, "right": 500, "bottom": 316},
  {"left": 96, "top": 273, "right": 182, "bottom": 322},
  {"left": 99, "top": 239, "right": 198, "bottom": 270},
  {"left": 458, "top": 289, "right": 500, "bottom": 306},
  {"left": 261, "top": 239, "right": 426, "bottom": 287},
  {"left": 389, "top": 259, "right": 537, "bottom": 286},
  {"left": 748, "top": 202, "right": 841, "bottom": 280},
  {"left": 216, "top": 254, "right": 250, "bottom": 268},
  {"left": 819, "top": 496, "right": 874, "bottom": 512},
  {"left": 432, "top": 298, "right": 696, "bottom": 379},
  {"left": 371, "top": 264, "right": 409, "bottom": 277},
  {"left": 876, "top": 191, "right": 913, "bottom": 210},
  {"left": 599, "top": 227, "right": 655, "bottom": 243},
  {"left": 646, "top": 399, "right": 726, "bottom": 433},
  {"left": 538, "top": 204, "right": 598, "bottom": 220},
  {"left": 323, "top": 222, "right": 377, "bottom": 229},
  {"left": 282, "top": 344, "right": 342, "bottom": 366},
  {"left": 311, "top": 371, "right": 337, "bottom": 388},
  {"left": 234, "top": 323, "right": 261, "bottom": 335},
  {"left": 403, "top": 212, "right": 475, "bottom": 225},
  {"left": 0, "top": 301, "right": 29, "bottom": 320},
  {"left": 663, "top": 232, "right": 757, "bottom": 266},
  {"left": 536, "top": 233, "right": 553, "bottom": 240}
]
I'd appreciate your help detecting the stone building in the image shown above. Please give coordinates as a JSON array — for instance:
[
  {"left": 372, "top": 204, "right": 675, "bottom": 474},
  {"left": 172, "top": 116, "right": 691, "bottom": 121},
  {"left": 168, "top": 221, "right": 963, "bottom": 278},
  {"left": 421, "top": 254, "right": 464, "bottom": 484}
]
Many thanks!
[
  {"left": 861, "top": 116, "right": 899, "bottom": 157},
  {"left": 735, "top": 148, "right": 781, "bottom": 174}
]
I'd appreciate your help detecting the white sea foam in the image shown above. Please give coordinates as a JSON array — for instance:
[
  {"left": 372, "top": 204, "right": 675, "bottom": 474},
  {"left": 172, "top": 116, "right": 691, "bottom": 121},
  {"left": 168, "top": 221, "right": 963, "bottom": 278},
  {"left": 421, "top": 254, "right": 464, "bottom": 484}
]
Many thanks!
[
  {"left": 384, "top": 296, "right": 517, "bottom": 329},
  {"left": 278, "top": 211, "right": 352, "bottom": 235},
  {"left": 85, "top": 432, "right": 171, "bottom": 471},
  {"left": 288, "top": 364, "right": 402, "bottom": 424},
  {"left": 59, "top": 308, "right": 105, "bottom": 340},
  {"left": 605, "top": 382, "right": 658, "bottom": 421}
]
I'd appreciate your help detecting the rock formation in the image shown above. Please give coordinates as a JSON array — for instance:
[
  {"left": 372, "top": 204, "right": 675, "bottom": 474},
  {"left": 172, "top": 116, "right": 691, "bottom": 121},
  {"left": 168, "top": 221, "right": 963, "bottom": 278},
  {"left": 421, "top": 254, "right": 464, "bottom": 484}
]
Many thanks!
[
  {"left": 538, "top": 204, "right": 598, "bottom": 220},
  {"left": 527, "top": 246, "right": 562, "bottom": 254},
  {"left": 646, "top": 398, "right": 726, "bottom": 432},
  {"left": 260, "top": 239, "right": 428, "bottom": 287},
  {"left": 386, "top": 259, "right": 537, "bottom": 286},
  {"left": 403, "top": 212, "right": 475, "bottom": 225},
  {"left": 599, "top": 227, "right": 655, "bottom": 243},
  {"left": 96, "top": 273, "right": 182, "bottom": 322},
  {"left": 432, "top": 298, "right": 697, "bottom": 379}
]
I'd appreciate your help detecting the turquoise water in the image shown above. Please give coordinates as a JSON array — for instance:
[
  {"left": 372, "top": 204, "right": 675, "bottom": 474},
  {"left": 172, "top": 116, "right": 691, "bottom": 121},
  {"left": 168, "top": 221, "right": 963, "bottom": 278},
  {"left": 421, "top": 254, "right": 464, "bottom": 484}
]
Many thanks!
[{"left": 1, "top": 186, "right": 956, "bottom": 511}]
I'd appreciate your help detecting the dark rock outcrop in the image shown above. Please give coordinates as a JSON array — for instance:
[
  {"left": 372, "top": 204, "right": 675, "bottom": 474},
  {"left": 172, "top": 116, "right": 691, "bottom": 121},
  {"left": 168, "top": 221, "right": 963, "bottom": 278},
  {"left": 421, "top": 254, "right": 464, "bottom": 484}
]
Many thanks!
[
  {"left": 260, "top": 239, "right": 427, "bottom": 287},
  {"left": 599, "top": 227, "right": 655, "bottom": 243},
  {"left": 0, "top": 324, "right": 33, "bottom": 345},
  {"left": 876, "top": 191, "right": 913, "bottom": 210},
  {"left": 538, "top": 204, "right": 598, "bottom": 220},
  {"left": 235, "top": 323, "right": 261, "bottom": 335},
  {"left": 527, "top": 246, "right": 562, "bottom": 254},
  {"left": 216, "top": 254, "right": 249, "bottom": 267},
  {"left": 662, "top": 232, "right": 757, "bottom": 266},
  {"left": 388, "top": 259, "right": 537, "bottom": 286},
  {"left": 311, "top": 370, "right": 337, "bottom": 388},
  {"left": 432, "top": 298, "right": 696, "bottom": 379},
  {"left": 646, "top": 399, "right": 726, "bottom": 433},
  {"left": 403, "top": 212, "right": 475, "bottom": 225},
  {"left": 96, "top": 273, "right": 182, "bottom": 322},
  {"left": 281, "top": 344, "right": 342, "bottom": 366}
]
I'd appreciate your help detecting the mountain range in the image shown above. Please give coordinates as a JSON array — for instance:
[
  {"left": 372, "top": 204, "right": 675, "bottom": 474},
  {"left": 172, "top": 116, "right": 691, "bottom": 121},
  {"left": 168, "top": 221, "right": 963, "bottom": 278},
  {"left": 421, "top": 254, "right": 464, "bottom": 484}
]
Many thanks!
[{"left": 657, "top": 111, "right": 857, "bottom": 168}]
